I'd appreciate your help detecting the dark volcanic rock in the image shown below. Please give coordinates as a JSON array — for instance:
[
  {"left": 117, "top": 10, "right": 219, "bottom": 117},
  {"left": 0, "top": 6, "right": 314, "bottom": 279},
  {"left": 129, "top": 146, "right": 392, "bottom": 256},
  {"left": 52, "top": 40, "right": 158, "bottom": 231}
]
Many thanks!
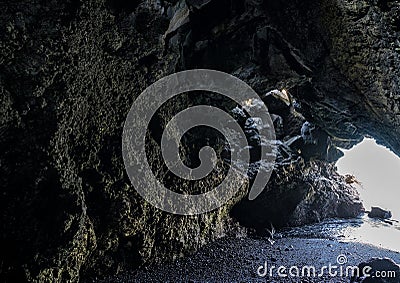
[
  {"left": 350, "top": 258, "right": 400, "bottom": 283},
  {"left": 368, "top": 207, "right": 393, "bottom": 219},
  {"left": 1, "top": 0, "right": 399, "bottom": 282},
  {"left": 0, "top": 1, "right": 247, "bottom": 281},
  {"left": 232, "top": 159, "right": 364, "bottom": 229}
]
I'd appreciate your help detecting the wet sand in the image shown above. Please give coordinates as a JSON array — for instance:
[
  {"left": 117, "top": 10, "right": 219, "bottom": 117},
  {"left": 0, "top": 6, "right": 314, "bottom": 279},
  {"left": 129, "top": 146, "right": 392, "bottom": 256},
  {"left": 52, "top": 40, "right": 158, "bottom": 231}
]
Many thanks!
[{"left": 93, "top": 235, "right": 400, "bottom": 282}]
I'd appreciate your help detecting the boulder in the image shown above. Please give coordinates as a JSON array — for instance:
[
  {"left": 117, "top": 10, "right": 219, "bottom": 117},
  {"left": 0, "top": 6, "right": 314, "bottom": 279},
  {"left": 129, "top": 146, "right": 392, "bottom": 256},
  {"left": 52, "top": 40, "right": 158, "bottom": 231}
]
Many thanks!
[
  {"left": 262, "top": 89, "right": 292, "bottom": 113},
  {"left": 231, "top": 158, "right": 365, "bottom": 229},
  {"left": 368, "top": 207, "right": 393, "bottom": 219},
  {"left": 350, "top": 258, "right": 400, "bottom": 283}
]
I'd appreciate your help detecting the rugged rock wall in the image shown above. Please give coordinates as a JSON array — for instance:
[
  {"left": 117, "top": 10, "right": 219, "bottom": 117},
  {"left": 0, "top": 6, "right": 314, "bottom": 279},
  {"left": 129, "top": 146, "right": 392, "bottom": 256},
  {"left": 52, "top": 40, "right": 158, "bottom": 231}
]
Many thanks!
[
  {"left": 1, "top": 0, "right": 398, "bottom": 281},
  {"left": 0, "top": 1, "right": 248, "bottom": 281}
]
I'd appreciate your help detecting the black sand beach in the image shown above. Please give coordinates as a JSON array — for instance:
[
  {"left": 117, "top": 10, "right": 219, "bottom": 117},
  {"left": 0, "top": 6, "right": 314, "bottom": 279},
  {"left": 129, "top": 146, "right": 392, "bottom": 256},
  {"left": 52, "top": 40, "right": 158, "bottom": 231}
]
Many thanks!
[{"left": 92, "top": 235, "right": 400, "bottom": 282}]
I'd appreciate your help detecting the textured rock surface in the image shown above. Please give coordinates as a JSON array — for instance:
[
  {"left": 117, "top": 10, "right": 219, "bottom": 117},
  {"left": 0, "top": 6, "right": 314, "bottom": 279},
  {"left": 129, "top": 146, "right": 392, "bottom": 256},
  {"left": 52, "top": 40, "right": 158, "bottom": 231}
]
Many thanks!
[
  {"left": 0, "top": 1, "right": 247, "bottom": 281},
  {"left": 1, "top": 0, "right": 399, "bottom": 281},
  {"left": 351, "top": 258, "right": 400, "bottom": 283},
  {"left": 369, "top": 207, "right": 393, "bottom": 219},
  {"left": 232, "top": 159, "right": 364, "bottom": 229}
]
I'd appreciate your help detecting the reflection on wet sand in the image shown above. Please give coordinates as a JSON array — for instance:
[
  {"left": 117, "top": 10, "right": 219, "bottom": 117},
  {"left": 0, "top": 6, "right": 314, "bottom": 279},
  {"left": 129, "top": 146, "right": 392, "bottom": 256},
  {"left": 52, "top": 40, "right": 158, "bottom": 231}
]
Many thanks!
[{"left": 281, "top": 215, "right": 400, "bottom": 253}]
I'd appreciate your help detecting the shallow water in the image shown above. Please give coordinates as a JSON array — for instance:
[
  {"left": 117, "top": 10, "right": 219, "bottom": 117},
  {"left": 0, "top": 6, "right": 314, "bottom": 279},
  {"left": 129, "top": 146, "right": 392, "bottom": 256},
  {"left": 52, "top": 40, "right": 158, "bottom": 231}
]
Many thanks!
[
  {"left": 336, "top": 138, "right": 400, "bottom": 220},
  {"left": 280, "top": 215, "right": 400, "bottom": 253}
]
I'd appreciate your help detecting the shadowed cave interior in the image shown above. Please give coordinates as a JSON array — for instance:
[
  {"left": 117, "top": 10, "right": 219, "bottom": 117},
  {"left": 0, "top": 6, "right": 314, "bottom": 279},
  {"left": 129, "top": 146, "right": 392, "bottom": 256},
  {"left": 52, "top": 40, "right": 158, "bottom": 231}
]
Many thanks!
[{"left": 1, "top": 0, "right": 400, "bottom": 282}]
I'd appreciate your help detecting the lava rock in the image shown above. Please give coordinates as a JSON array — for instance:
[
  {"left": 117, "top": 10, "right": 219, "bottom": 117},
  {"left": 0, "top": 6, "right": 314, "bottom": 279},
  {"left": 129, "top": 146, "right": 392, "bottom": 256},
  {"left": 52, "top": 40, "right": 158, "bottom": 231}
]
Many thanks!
[
  {"left": 262, "top": 89, "right": 291, "bottom": 113},
  {"left": 368, "top": 207, "right": 392, "bottom": 219},
  {"left": 350, "top": 258, "right": 400, "bottom": 283},
  {"left": 301, "top": 122, "right": 316, "bottom": 144},
  {"left": 232, "top": 158, "right": 364, "bottom": 228}
]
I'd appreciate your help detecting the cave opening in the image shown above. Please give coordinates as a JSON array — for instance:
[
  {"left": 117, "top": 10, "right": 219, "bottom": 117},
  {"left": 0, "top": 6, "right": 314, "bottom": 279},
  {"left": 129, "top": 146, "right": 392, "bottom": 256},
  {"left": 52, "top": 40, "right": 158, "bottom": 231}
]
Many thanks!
[
  {"left": 292, "top": 137, "right": 400, "bottom": 253},
  {"left": 336, "top": 137, "right": 400, "bottom": 219},
  {"left": 334, "top": 137, "right": 400, "bottom": 252}
]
